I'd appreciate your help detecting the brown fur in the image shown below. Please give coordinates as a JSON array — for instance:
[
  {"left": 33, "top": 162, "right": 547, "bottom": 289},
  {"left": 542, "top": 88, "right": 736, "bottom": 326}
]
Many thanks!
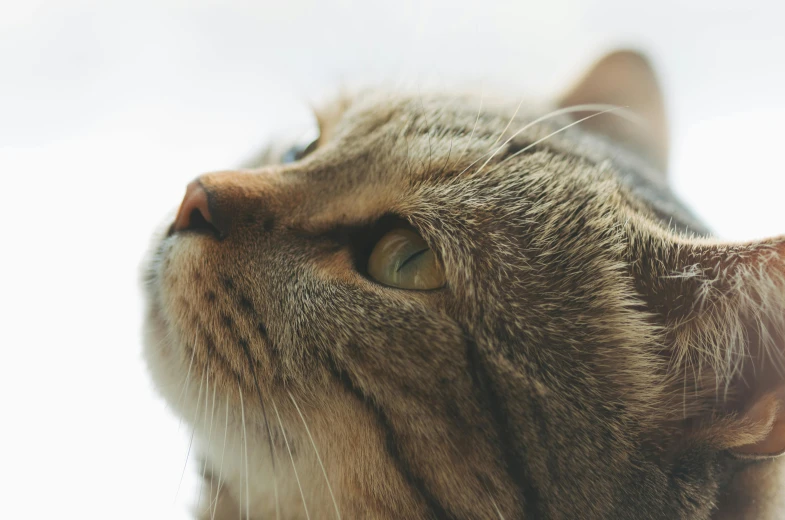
[{"left": 143, "top": 51, "right": 785, "bottom": 519}]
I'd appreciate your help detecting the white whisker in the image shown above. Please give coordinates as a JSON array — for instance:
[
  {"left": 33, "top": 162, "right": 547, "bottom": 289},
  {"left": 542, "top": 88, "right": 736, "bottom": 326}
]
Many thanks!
[
  {"left": 239, "top": 383, "right": 250, "bottom": 520},
  {"left": 197, "top": 365, "right": 215, "bottom": 511},
  {"left": 479, "top": 479, "right": 505, "bottom": 520},
  {"left": 206, "top": 381, "right": 217, "bottom": 514},
  {"left": 175, "top": 366, "right": 205, "bottom": 504},
  {"left": 288, "top": 390, "right": 341, "bottom": 520},
  {"left": 474, "top": 104, "right": 632, "bottom": 177},
  {"left": 175, "top": 341, "right": 198, "bottom": 432},
  {"left": 237, "top": 421, "right": 244, "bottom": 520},
  {"left": 252, "top": 382, "right": 280, "bottom": 520},
  {"left": 454, "top": 103, "right": 637, "bottom": 180},
  {"left": 272, "top": 398, "right": 311, "bottom": 520},
  {"left": 273, "top": 451, "right": 280, "bottom": 520},
  {"left": 449, "top": 88, "right": 484, "bottom": 170},
  {"left": 210, "top": 399, "right": 230, "bottom": 520},
  {"left": 491, "top": 97, "right": 524, "bottom": 150},
  {"left": 493, "top": 107, "right": 622, "bottom": 169},
  {"left": 489, "top": 494, "right": 505, "bottom": 520}
]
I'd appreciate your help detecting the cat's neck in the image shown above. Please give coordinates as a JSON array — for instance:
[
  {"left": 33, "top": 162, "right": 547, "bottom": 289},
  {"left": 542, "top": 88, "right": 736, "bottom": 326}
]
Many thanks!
[{"left": 713, "top": 457, "right": 785, "bottom": 520}]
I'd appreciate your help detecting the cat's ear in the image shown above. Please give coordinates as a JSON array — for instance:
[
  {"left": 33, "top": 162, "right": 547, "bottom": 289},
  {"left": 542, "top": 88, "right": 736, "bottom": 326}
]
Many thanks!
[
  {"left": 633, "top": 225, "right": 785, "bottom": 457},
  {"left": 560, "top": 50, "right": 668, "bottom": 171}
]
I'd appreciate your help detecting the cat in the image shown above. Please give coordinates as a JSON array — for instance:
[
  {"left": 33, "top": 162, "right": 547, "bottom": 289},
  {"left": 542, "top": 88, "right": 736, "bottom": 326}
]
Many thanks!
[{"left": 142, "top": 50, "right": 785, "bottom": 519}]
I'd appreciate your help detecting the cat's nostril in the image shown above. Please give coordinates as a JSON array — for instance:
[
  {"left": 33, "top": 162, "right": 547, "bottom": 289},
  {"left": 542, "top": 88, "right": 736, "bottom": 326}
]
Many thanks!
[{"left": 171, "top": 181, "right": 220, "bottom": 237}]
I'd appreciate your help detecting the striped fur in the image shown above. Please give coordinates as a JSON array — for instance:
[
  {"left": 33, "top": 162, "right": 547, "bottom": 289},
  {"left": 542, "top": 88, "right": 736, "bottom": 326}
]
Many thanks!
[{"left": 143, "top": 55, "right": 785, "bottom": 519}]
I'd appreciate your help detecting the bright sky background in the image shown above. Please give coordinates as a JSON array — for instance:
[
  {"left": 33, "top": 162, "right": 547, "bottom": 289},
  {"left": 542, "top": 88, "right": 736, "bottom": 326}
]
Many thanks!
[{"left": 1, "top": 1, "right": 783, "bottom": 518}]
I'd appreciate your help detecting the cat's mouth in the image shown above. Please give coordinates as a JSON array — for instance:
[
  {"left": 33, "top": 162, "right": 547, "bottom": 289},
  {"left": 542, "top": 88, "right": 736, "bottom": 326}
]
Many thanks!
[
  {"left": 144, "top": 228, "right": 270, "bottom": 400},
  {"left": 149, "top": 178, "right": 278, "bottom": 391}
]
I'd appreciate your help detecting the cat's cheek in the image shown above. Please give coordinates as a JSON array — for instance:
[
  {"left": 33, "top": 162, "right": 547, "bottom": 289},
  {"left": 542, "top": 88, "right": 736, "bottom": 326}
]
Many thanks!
[
  {"left": 142, "top": 236, "right": 213, "bottom": 412},
  {"left": 142, "top": 239, "right": 182, "bottom": 404},
  {"left": 142, "top": 301, "right": 188, "bottom": 414},
  {"left": 156, "top": 237, "right": 214, "bottom": 318}
]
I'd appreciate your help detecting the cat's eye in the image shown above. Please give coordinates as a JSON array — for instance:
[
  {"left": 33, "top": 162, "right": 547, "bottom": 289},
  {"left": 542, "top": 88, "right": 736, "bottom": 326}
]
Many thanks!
[{"left": 367, "top": 228, "right": 445, "bottom": 290}]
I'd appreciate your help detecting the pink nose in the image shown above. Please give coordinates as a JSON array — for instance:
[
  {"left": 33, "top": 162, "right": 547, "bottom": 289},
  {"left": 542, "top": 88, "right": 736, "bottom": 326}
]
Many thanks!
[{"left": 171, "top": 181, "right": 216, "bottom": 235}]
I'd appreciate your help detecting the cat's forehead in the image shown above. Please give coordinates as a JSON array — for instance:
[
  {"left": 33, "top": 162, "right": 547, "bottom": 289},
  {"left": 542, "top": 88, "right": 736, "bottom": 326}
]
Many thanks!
[
  {"left": 306, "top": 89, "right": 706, "bottom": 236},
  {"left": 262, "top": 92, "right": 545, "bottom": 230},
  {"left": 215, "top": 89, "right": 673, "bottom": 237},
  {"left": 307, "top": 89, "right": 570, "bottom": 191},
  {"left": 320, "top": 90, "right": 545, "bottom": 143},
  {"left": 225, "top": 90, "right": 596, "bottom": 235},
  {"left": 311, "top": 88, "right": 627, "bottom": 189}
]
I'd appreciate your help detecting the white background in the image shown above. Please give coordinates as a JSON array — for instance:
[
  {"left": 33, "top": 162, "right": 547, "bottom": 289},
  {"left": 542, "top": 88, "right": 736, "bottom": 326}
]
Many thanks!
[{"left": 1, "top": 1, "right": 783, "bottom": 518}]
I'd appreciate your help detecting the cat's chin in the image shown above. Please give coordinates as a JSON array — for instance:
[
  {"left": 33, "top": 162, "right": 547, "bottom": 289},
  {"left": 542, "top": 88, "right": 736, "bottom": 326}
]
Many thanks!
[
  {"left": 142, "top": 302, "right": 192, "bottom": 420},
  {"left": 142, "top": 302, "right": 332, "bottom": 520},
  {"left": 141, "top": 228, "right": 209, "bottom": 425}
]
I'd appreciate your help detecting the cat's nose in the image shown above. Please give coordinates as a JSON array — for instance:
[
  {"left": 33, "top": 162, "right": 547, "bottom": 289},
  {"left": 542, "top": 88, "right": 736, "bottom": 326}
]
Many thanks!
[{"left": 171, "top": 181, "right": 222, "bottom": 237}]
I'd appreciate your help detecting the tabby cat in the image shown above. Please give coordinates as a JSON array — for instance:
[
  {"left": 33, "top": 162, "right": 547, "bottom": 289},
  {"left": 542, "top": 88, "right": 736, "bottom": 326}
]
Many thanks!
[{"left": 143, "top": 51, "right": 785, "bottom": 519}]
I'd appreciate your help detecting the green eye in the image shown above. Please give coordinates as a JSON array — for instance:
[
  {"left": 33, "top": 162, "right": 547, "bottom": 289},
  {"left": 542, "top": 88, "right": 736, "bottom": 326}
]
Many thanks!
[{"left": 367, "top": 228, "right": 446, "bottom": 290}]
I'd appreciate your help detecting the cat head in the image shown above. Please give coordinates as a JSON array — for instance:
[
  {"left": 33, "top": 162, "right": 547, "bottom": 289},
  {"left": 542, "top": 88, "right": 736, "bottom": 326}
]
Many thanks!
[{"left": 143, "top": 51, "right": 785, "bottom": 519}]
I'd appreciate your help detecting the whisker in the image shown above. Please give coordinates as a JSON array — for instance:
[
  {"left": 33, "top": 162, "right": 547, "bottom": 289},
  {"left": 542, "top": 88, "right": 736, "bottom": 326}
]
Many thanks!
[
  {"left": 174, "top": 341, "right": 198, "bottom": 432},
  {"left": 197, "top": 364, "right": 215, "bottom": 511},
  {"left": 479, "top": 479, "right": 505, "bottom": 520},
  {"left": 474, "top": 104, "right": 633, "bottom": 177},
  {"left": 239, "top": 343, "right": 280, "bottom": 520},
  {"left": 175, "top": 366, "right": 205, "bottom": 504},
  {"left": 454, "top": 103, "right": 638, "bottom": 180},
  {"left": 239, "top": 382, "right": 251, "bottom": 520},
  {"left": 491, "top": 97, "right": 524, "bottom": 151},
  {"left": 488, "top": 491, "right": 505, "bottom": 520},
  {"left": 492, "top": 107, "right": 622, "bottom": 170},
  {"left": 450, "top": 87, "right": 484, "bottom": 169},
  {"left": 210, "top": 399, "right": 230, "bottom": 520},
  {"left": 205, "top": 380, "right": 218, "bottom": 515},
  {"left": 416, "top": 88, "right": 435, "bottom": 174},
  {"left": 236, "top": 414, "right": 244, "bottom": 520},
  {"left": 288, "top": 390, "right": 341, "bottom": 520},
  {"left": 272, "top": 397, "right": 311, "bottom": 520}
]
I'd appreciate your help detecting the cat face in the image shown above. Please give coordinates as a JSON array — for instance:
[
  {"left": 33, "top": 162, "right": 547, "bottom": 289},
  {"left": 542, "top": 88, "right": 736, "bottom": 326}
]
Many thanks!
[{"left": 143, "top": 53, "right": 785, "bottom": 519}]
